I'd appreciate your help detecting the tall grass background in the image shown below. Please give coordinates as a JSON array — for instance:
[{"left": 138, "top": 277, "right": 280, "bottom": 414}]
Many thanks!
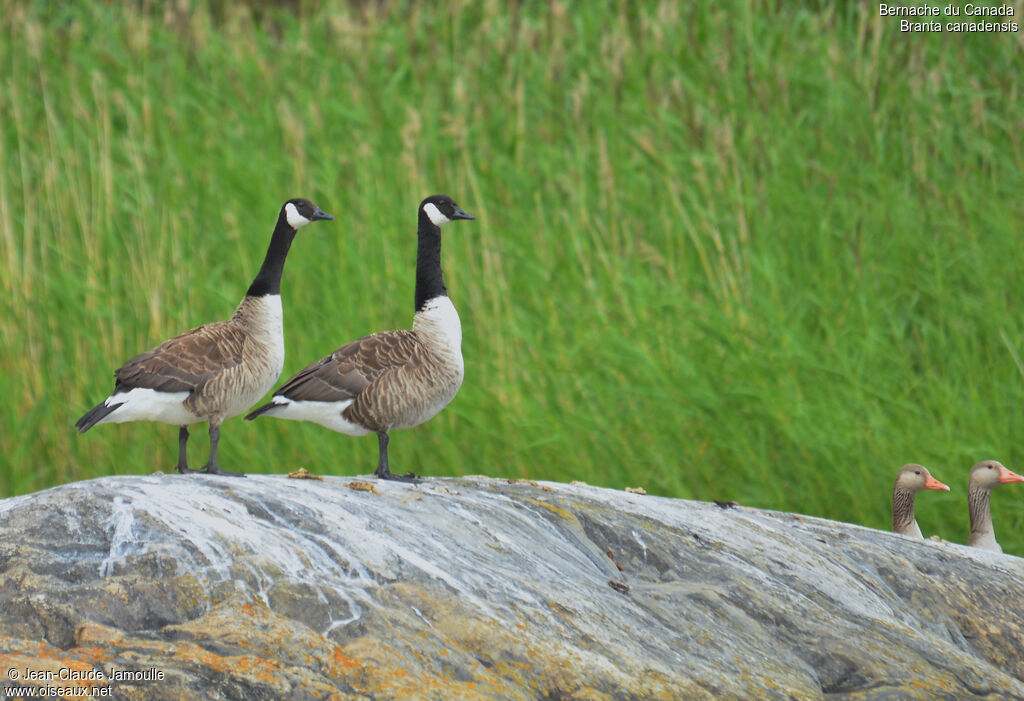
[{"left": 1, "top": 1, "right": 1023, "bottom": 552}]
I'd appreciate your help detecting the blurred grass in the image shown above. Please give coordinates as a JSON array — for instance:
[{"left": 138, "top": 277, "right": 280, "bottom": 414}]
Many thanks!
[{"left": 2, "top": 0, "right": 1024, "bottom": 552}]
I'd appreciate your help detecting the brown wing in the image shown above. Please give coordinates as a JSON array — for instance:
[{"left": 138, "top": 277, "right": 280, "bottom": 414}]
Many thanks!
[
  {"left": 113, "top": 321, "right": 248, "bottom": 394},
  {"left": 275, "top": 330, "right": 421, "bottom": 403}
]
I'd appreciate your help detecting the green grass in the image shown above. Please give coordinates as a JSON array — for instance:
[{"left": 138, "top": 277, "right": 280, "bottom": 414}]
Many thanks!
[{"left": 2, "top": 1, "right": 1023, "bottom": 552}]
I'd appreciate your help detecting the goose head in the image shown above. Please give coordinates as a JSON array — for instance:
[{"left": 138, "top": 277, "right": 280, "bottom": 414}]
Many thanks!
[
  {"left": 892, "top": 463, "right": 949, "bottom": 537},
  {"left": 420, "top": 194, "right": 475, "bottom": 227},
  {"left": 283, "top": 198, "right": 334, "bottom": 230},
  {"left": 969, "top": 460, "right": 1024, "bottom": 490},
  {"left": 967, "top": 459, "right": 1023, "bottom": 551},
  {"left": 894, "top": 464, "right": 950, "bottom": 493}
]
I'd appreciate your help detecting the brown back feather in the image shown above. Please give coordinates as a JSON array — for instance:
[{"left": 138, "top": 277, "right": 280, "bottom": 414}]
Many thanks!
[
  {"left": 276, "top": 330, "right": 422, "bottom": 403},
  {"left": 114, "top": 322, "right": 248, "bottom": 394}
]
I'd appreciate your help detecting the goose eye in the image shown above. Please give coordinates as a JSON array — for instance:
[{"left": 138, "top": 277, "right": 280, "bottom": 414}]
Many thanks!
[{"left": 914, "top": 471, "right": 921, "bottom": 475}]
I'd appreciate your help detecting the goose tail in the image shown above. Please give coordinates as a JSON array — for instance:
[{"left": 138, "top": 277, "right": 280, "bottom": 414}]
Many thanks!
[
  {"left": 244, "top": 401, "right": 281, "bottom": 421},
  {"left": 75, "top": 401, "right": 123, "bottom": 434}
]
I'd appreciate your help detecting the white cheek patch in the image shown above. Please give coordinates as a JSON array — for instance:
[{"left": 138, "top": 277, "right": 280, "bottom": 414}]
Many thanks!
[
  {"left": 423, "top": 202, "right": 451, "bottom": 227},
  {"left": 285, "top": 202, "right": 312, "bottom": 229}
]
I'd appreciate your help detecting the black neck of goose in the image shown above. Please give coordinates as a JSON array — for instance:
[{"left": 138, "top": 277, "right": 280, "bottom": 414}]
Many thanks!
[
  {"left": 414, "top": 211, "right": 446, "bottom": 311},
  {"left": 246, "top": 212, "right": 297, "bottom": 297},
  {"left": 968, "top": 485, "right": 993, "bottom": 536},
  {"left": 891, "top": 487, "right": 916, "bottom": 533}
]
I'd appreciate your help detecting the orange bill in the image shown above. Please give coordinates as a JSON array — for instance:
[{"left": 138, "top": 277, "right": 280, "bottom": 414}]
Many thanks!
[
  {"left": 998, "top": 465, "right": 1024, "bottom": 484},
  {"left": 925, "top": 475, "right": 950, "bottom": 491}
]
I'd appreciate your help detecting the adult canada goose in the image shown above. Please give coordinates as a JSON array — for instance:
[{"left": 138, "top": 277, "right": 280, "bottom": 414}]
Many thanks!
[
  {"left": 75, "top": 198, "right": 334, "bottom": 476},
  {"left": 246, "top": 194, "right": 474, "bottom": 481},
  {"left": 891, "top": 464, "right": 950, "bottom": 538},
  {"left": 967, "top": 460, "right": 1024, "bottom": 552}
]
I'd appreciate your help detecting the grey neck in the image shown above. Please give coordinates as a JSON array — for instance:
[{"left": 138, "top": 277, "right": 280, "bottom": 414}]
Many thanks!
[
  {"left": 891, "top": 487, "right": 918, "bottom": 535},
  {"left": 968, "top": 486, "right": 994, "bottom": 540}
]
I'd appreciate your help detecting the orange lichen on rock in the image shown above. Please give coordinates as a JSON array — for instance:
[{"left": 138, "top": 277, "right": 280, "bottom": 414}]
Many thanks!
[
  {"left": 0, "top": 638, "right": 111, "bottom": 692},
  {"left": 346, "top": 481, "right": 381, "bottom": 495}
]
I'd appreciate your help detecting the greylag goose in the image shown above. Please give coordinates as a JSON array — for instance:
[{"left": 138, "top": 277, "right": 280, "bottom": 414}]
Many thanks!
[
  {"left": 892, "top": 464, "right": 950, "bottom": 538},
  {"left": 967, "top": 460, "right": 1024, "bottom": 552}
]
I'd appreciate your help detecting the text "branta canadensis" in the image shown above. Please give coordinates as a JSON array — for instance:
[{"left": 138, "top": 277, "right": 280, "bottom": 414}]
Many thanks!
[
  {"left": 75, "top": 198, "right": 334, "bottom": 476},
  {"left": 246, "top": 194, "right": 474, "bottom": 481}
]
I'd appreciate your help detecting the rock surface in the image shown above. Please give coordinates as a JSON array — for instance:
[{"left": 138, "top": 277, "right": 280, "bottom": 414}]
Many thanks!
[{"left": 1, "top": 473, "right": 1023, "bottom": 699}]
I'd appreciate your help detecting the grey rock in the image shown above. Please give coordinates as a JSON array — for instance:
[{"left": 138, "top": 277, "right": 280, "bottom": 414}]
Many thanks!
[{"left": 0, "top": 474, "right": 1022, "bottom": 699}]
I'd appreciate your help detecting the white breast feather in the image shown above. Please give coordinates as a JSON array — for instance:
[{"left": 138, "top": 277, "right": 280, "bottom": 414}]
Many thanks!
[
  {"left": 413, "top": 296, "right": 463, "bottom": 366},
  {"left": 245, "top": 295, "right": 285, "bottom": 376}
]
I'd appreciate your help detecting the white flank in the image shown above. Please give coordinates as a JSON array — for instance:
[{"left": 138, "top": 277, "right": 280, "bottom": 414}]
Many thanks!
[
  {"left": 264, "top": 397, "right": 370, "bottom": 436},
  {"left": 422, "top": 202, "right": 451, "bottom": 227},
  {"left": 102, "top": 387, "right": 196, "bottom": 426},
  {"left": 285, "top": 202, "right": 312, "bottom": 229}
]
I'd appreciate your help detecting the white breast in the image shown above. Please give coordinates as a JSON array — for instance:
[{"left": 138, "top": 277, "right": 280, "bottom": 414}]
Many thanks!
[
  {"left": 412, "top": 296, "right": 463, "bottom": 371},
  {"left": 187, "top": 294, "right": 286, "bottom": 421},
  {"left": 244, "top": 295, "right": 285, "bottom": 372}
]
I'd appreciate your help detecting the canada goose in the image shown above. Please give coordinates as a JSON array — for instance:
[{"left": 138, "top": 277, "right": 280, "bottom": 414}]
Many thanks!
[
  {"left": 246, "top": 194, "right": 474, "bottom": 481},
  {"left": 75, "top": 198, "right": 334, "bottom": 476},
  {"left": 891, "top": 464, "right": 950, "bottom": 538},
  {"left": 967, "top": 460, "right": 1024, "bottom": 552}
]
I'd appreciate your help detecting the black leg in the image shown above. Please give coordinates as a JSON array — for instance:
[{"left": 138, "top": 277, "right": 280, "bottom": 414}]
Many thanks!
[
  {"left": 373, "top": 432, "right": 418, "bottom": 482},
  {"left": 175, "top": 426, "right": 197, "bottom": 474},
  {"left": 201, "top": 423, "right": 246, "bottom": 477}
]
